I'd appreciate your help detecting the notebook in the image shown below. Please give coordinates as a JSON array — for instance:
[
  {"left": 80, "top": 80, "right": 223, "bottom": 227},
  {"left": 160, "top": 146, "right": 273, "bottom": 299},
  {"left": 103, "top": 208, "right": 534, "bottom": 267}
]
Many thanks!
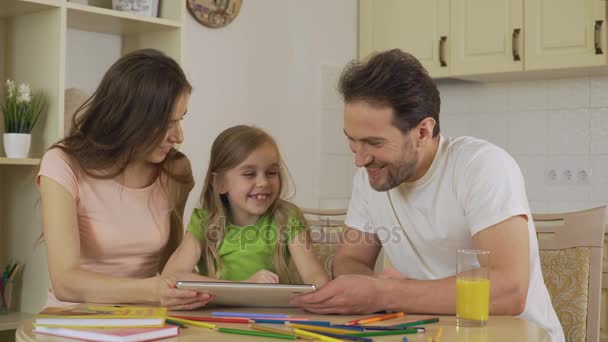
[
  {"left": 35, "top": 306, "right": 166, "bottom": 328},
  {"left": 34, "top": 325, "right": 179, "bottom": 342}
]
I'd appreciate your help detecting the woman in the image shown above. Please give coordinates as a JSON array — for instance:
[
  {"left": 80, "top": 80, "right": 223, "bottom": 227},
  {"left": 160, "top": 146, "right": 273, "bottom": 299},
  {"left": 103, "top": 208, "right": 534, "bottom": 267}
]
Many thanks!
[{"left": 37, "top": 49, "right": 209, "bottom": 310}]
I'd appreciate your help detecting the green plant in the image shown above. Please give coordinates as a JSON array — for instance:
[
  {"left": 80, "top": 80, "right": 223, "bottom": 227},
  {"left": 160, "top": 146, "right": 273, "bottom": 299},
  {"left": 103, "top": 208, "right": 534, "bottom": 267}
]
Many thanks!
[{"left": 1, "top": 79, "right": 45, "bottom": 134}]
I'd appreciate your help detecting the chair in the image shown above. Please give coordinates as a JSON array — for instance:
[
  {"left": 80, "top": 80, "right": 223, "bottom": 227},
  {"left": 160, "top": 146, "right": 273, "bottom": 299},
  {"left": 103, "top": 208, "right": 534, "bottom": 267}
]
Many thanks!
[
  {"left": 300, "top": 208, "right": 347, "bottom": 279},
  {"left": 533, "top": 206, "right": 607, "bottom": 342}
]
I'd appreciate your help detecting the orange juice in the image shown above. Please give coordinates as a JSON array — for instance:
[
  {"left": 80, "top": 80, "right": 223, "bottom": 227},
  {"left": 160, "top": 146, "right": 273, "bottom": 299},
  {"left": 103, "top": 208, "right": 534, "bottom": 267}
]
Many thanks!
[{"left": 456, "top": 278, "right": 490, "bottom": 321}]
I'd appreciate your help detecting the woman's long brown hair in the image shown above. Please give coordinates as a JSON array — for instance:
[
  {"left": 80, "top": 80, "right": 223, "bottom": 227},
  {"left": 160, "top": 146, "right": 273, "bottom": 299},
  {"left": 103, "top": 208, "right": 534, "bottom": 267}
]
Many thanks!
[
  {"left": 50, "top": 49, "right": 193, "bottom": 269},
  {"left": 200, "top": 125, "right": 306, "bottom": 283}
]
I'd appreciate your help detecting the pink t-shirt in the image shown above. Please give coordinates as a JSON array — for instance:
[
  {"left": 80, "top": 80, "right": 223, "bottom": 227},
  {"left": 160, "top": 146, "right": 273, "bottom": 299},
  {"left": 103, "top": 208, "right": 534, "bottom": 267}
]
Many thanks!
[{"left": 36, "top": 148, "right": 172, "bottom": 306}]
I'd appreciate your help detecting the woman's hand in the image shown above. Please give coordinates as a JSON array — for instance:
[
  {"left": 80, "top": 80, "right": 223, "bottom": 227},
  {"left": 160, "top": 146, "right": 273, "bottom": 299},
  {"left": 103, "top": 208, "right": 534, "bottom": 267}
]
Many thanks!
[
  {"left": 245, "top": 270, "right": 279, "bottom": 284},
  {"left": 157, "top": 275, "right": 213, "bottom": 310}
]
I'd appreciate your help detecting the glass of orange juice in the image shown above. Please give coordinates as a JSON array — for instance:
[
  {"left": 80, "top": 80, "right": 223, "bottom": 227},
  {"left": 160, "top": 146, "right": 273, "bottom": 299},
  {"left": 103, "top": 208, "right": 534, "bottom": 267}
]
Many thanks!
[{"left": 456, "top": 249, "right": 490, "bottom": 327}]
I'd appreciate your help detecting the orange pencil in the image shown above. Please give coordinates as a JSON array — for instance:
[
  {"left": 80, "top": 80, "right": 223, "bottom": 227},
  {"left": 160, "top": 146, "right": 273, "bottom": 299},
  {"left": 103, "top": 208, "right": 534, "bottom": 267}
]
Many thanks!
[{"left": 345, "top": 312, "right": 405, "bottom": 325}]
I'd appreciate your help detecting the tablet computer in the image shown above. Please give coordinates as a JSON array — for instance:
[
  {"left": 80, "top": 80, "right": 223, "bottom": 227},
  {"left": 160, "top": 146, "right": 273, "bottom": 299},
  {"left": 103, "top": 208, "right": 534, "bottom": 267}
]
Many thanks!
[{"left": 175, "top": 281, "right": 317, "bottom": 308}]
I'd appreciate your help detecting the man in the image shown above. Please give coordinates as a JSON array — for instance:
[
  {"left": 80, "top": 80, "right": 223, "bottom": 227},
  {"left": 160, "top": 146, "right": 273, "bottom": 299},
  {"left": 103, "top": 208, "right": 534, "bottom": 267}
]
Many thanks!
[{"left": 290, "top": 49, "right": 563, "bottom": 341}]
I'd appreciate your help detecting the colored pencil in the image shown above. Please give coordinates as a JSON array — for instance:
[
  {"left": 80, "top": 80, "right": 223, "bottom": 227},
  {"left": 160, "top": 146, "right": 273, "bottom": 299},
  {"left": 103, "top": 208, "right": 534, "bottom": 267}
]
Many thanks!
[
  {"left": 165, "top": 318, "right": 187, "bottom": 328},
  {"left": 328, "top": 325, "right": 366, "bottom": 331},
  {"left": 299, "top": 330, "right": 374, "bottom": 342},
  {"left": 7, "top": 264, "right": 21, "bottom": 282},
  {"left": 434, "top": 326, "right": 443, "bottom": 341},
  {"left": 346, "top": 311, "right": 404, "bottom": 325},
  {"left": 170, "top": 315, "right": 250, "bottom": 324},
  {"left": 287, "top": 320, "right": 332, "bottom": 326},
  {"left": 218, "top": 327, "right": 296, "bottom": 340},
  {"left": 391, "top": 317, "right": 440, "bottom": 328},
  {"left": 165, "top": 316, "right": 215, "bottom": 329},
  {"left": 289, "top": 323, "right": 361, "bottom": 335},
  {"left": 293, "top": 328, "right": 343, "bottom": 342},
  {"left": 346, "top": 328, "right": 419, "bottom": 337},
  {"left": 252, "top": 318, "right": 313, "bottom": 324},
  {"left": 0, "top": 281, "right": 6, "bottom": 308},
  {"left": 250, "top": 324, "right": 308, "bottom": 340},
  {"left": 213, "top": 311, "right": 288, "bottom": 319}
]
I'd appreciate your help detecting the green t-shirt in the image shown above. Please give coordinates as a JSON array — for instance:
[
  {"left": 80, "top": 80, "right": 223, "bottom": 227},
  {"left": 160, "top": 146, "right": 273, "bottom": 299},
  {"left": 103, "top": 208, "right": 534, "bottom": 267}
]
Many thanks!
[{"left": 186, "top": 208, "right": 305, "bottom": 281}]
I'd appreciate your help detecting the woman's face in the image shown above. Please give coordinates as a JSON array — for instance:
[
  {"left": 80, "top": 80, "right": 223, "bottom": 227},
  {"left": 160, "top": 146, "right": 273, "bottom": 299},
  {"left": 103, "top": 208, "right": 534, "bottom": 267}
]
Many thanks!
[{"left": 145, "top": 91, "right": 189, "bottom": 164}]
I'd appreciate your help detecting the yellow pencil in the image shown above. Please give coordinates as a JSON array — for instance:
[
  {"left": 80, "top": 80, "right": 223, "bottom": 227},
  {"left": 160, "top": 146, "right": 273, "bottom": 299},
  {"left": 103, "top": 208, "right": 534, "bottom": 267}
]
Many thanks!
[
  {"left": 251, "top": 324, "right": 314, "bottom": 341},
  {"left": 434, "top": 326, "right": 443, "bottom": 342},
  {"left": 166, "top": 316, "right": 215, "bottom": 329},
  {"left": 293, "top": 328, "right": 343, "bottom": 342},
  {"left": 289, "top": 323, "right": 360, "bottom": 335},
  {"left": 356, "top": 311, "right": 405, "bottom": 325}
]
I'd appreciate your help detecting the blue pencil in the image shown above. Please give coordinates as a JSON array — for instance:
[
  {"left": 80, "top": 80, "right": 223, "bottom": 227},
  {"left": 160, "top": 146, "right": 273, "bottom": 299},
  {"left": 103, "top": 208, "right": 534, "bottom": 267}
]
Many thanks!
[
  {"left": 325, "top": 325, "right": 366, "bottom": 331},
  {"left": 289, "top": 321, "right": 333, "bottom": 326},
  {"left": 212, "top": 312, "right": 289, "bottom": 319}
]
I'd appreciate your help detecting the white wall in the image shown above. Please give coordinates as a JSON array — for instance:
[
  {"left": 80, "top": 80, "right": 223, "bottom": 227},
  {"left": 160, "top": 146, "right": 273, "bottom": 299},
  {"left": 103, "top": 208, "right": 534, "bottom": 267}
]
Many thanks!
[{"left": 180, "top": 0, "right": 358, "bottom": 216}]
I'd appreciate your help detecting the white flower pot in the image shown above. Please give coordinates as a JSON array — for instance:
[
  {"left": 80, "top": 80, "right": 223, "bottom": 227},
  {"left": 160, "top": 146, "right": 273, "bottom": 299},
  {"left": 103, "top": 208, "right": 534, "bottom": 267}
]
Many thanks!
[{"left": 3, "top": 133, "right": 31, "bottom": 158}]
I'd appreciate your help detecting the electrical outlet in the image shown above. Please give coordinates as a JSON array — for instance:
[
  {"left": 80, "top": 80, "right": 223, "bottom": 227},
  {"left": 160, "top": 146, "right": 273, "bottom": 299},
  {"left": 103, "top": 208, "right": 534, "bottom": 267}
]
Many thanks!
[
  {"left": 575, "top": 167, "right": 591, "bottom": 185},
  {"left": 544, "top": 165, "right": 592, "bottom": 186},
  {"left": 544, "top": 168, "right": 559, "bottom": 185}
]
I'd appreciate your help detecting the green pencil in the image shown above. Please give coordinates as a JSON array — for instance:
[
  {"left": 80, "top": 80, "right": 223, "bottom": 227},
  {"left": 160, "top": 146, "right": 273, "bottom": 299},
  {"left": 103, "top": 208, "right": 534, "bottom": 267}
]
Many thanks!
[
  {"left": 346, "top": 329, "right": 418, "bottom": 337},
  {"left": 218, "top": 327, "right": 296, "bottom": 340},
  {"left": 391, "top": 317, "right": 440, "bottom": 328},
  {"left": 165, "top": 318, "right": 186, "bottom": 328}
]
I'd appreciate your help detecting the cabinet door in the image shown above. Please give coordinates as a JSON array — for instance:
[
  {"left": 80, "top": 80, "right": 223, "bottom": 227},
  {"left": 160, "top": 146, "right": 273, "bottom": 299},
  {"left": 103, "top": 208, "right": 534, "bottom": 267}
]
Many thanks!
[
  {"left": 450, "top": 0, "right": 523, "bottom": 76},
  {"left": 525, "top": 0, "right": 606, "bottom": 70},
  {"left": 359, "top": 0, "right": 449, "bottom": 78}
]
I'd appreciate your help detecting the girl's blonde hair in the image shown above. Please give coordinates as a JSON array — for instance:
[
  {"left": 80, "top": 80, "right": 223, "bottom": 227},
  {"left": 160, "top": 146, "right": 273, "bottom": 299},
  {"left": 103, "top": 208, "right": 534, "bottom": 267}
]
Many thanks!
[{"left": 200, "top": 125, "right": 306, "bottom": 283}]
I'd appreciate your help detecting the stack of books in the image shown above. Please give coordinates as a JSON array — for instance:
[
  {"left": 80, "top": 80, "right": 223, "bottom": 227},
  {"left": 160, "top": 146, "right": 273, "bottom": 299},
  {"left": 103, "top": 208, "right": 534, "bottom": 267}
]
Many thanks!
[{"left": 33, "top": 305, "right": 179, "bottom": 342}]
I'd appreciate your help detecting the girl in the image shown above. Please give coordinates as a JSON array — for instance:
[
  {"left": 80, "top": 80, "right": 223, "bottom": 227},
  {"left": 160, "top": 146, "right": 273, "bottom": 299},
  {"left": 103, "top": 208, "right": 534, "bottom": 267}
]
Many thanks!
[
  {"left": 37, "top": 49, "right": 210, "bottom": 310},
  {"left": 163, "top": 125, "right": 328, "bottom": 298}
]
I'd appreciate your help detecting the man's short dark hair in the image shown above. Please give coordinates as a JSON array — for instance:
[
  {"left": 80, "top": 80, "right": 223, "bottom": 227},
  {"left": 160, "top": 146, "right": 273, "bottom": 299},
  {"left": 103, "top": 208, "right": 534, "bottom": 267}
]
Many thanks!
[{"left": 338, "top": 49, "right": 441, "bottom": 137}]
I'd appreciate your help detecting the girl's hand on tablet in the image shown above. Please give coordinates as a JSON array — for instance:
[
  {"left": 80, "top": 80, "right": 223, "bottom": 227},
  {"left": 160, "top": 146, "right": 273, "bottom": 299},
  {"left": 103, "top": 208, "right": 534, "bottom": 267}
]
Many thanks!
[
  {"left": 157, "top": 275, "right": 213, "bottom": 310},
  {"left": 246, "top": 269, "right": 279, "bottom": 284}
]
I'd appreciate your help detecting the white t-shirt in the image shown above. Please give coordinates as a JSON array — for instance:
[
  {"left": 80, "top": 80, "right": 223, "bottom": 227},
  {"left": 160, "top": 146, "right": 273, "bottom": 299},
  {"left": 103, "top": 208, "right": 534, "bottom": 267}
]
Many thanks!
[{"left": 345, "top": 135, "right": 563, "bottom": 342}]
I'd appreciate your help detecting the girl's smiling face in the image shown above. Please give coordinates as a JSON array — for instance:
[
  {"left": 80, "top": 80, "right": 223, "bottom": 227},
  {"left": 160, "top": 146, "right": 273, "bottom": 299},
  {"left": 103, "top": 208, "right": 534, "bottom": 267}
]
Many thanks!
[{"left": 218, "top": 142, "right": 281, "bottom": 226}]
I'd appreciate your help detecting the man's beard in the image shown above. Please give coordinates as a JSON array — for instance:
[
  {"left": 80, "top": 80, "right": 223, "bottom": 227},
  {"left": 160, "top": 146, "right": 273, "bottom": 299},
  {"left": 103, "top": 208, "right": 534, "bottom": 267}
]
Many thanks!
[{"left": 371, "top": 155, "right": 417, "bottom": 192}]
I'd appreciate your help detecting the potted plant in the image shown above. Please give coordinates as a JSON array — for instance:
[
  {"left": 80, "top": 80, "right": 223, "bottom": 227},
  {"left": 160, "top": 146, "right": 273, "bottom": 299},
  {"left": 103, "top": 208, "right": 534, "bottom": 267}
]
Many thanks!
[{"left": 1, "top": 80, "right": 45, "bottom": 158}]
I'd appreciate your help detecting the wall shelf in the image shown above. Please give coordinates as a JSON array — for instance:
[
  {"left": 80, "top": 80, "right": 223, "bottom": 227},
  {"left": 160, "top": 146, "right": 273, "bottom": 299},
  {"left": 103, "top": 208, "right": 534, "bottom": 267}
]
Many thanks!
[
  {"left": 0, "top": 0, "right": 61, "bottom": 18},
  {"left": 67, "top": 2, "right": 181, "bottom": 35},
  {"left": 0, "top": 158, "right": 41, "bottom": 166},
  {"left": 0, "top": 312, "right": 33, "bottom": 331}
]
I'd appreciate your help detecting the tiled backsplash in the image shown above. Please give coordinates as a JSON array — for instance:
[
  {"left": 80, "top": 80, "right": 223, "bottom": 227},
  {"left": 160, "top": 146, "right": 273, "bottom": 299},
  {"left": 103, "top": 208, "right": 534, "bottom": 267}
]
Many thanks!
[
  {"left": 438, "top": 77, "right": 608, "bottom": 213},
  {"left": 319, "top": 73, "right": 608, "bottom": 214}
]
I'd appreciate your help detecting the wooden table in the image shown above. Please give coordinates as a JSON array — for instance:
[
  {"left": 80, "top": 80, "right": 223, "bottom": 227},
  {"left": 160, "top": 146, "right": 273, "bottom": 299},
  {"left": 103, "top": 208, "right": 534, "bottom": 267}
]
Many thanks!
[{"left": 16, "top": 307, "right": 550, "bottom": 341}]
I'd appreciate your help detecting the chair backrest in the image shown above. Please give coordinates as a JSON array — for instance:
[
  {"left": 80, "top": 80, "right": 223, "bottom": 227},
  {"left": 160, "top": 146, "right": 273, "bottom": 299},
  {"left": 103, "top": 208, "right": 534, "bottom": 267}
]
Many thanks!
[
  {"left": 300, "top": 208, "right": 347, "bottom": 279},
  {"left": 533, "top": 206, "right": 607, "bottom": 342}
]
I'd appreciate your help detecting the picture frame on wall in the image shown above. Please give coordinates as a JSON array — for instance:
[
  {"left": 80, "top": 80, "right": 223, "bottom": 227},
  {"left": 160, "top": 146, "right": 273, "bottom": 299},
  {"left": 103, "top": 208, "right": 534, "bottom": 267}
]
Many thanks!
[{"left": 112, "top": 0, "right": 159, "bottom": 17}]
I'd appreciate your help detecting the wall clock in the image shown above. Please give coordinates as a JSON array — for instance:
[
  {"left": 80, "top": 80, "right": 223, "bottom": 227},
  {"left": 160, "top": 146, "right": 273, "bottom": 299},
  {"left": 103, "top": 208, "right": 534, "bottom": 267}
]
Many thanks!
[{"left": 187, "top": 0, "right": 242, "bottom": 28}]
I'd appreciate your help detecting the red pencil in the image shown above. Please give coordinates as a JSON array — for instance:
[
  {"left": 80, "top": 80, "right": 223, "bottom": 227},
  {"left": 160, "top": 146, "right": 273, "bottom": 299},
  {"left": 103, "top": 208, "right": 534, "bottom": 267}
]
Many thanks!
[{"left": 169, "top": 315, "right": 251, "bottom": 324}]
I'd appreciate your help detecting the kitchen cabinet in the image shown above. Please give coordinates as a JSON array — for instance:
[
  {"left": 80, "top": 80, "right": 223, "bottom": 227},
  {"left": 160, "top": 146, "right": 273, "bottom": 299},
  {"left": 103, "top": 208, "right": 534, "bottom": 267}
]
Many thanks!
[
  {"left": 359, "top": 0, "right": 450, "bottom": 78},
  {"left": 450, "top": 0, "right": 523, "bottom": 76},
  {"left": 525, "top": 0, "right": 606, "bottom": 71}
]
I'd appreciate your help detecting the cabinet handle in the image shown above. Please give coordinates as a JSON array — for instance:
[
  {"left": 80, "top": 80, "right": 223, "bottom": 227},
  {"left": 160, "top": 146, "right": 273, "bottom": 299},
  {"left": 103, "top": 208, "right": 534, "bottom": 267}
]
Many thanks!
[
  {"left": 439, "top": 36, "right": 447, "bottom": 67},
  {"left": 595, "top": 20, "right": 603, "bottom": 55},
  {"left": 512, "top": 28, "right": 521, "bottom": 61}
]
